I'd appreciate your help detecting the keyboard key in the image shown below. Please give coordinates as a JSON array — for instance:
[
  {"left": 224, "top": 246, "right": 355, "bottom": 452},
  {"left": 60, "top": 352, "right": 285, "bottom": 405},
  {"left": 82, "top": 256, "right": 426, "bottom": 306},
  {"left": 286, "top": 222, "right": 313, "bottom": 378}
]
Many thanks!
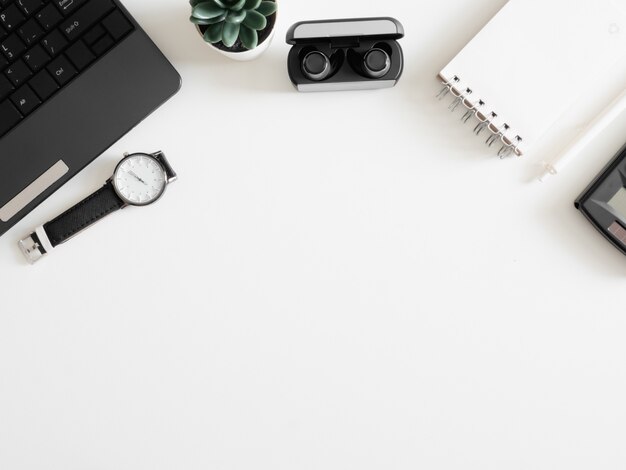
[
  {"left": 60, "top": 0, "right": 113, "bottom": 41},
  {"left": 102, "top": 10, "right": 131, "bottom": 40},
  {"left": 10, "top": 83, "right": 39, "bottom": 114},
  {"left": 4, "top": 58, "right": 30, "bottom": 85},
  {"left": 17, "top": 17, "right": 43, "bottom": 45},
  {"left": 42, "top": 29, "right": 67, "bottom": 56},
  {"left": 23, "top": 43, "right": 48, "bottom": 71},
  {"left": 0, "top": 53, "right": 7, "bottom": 69},
  {"left": 29, "top": 68, "right": 57, "bottom": 99},
  {"left": 82, "top": 23, "right": 104, "bottom": 45},
  {"left": 1, "top": 33, "right": 25, "bottom": 60},
  {"left": 91, "top": 33, "right": 112, "bottom": 56},
  {"left": 36, "top": 3, "right": 62, "bottom": 30},
  {"left": 66, "top": 39, "right": 93, "bottom": 70},
  {"left": 0, "top": 4, "right": 25, "bottom": 31},
  {"left": 54, "top": 0, "right": 87, "bottom": 16},
  {"left": 46, "top": 54, "right": 75, "bottom": 85},
  {"left": 0, "top": 99, "right": 22, "bottom": 135},
  {"left": 0, "top": 74, "right": 12, "bottom": 98},
  {"left": 16, "top": 0, "right": 43, "bottom": 16}
]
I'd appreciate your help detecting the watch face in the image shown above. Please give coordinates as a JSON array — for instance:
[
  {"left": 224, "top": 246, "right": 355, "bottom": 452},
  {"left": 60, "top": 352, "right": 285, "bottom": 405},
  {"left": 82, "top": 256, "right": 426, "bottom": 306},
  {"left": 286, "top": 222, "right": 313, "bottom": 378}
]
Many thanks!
[{"left": 113, "top": 154, "right": 167, "bottom": 206}]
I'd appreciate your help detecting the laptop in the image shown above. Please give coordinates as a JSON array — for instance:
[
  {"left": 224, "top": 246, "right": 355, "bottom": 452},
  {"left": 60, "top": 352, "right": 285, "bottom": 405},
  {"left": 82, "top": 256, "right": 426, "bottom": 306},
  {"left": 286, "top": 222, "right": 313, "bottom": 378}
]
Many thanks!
[{"left": 0, "top": 0, "right": 181, "bottom": 238}]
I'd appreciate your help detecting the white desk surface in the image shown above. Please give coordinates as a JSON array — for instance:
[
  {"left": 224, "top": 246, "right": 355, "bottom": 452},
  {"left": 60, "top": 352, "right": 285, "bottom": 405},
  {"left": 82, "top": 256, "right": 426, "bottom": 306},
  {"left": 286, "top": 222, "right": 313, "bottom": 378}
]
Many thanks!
[{"left": 1, "top": 0, "right": 625, "bottom": 468}]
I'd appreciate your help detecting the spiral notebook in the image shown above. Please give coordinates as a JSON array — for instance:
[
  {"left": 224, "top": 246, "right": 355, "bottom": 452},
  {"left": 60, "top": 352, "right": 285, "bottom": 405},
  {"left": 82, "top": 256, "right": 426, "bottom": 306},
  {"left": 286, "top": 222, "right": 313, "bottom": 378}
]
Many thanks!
[{"left": 437, "top": 0, "right": 626, "bottom": 158}]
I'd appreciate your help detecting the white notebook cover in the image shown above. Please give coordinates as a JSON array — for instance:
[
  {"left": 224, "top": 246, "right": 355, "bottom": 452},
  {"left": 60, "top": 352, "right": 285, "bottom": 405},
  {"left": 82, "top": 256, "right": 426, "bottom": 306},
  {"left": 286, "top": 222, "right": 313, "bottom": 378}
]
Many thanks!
[{"left": 439, "top": 0, "right": 626, "bottom": 155}]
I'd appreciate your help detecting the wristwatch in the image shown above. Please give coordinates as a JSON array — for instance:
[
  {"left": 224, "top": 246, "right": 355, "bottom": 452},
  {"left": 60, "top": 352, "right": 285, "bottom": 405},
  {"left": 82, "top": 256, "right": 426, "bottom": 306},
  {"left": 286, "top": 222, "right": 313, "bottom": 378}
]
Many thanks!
[{"left": 19, "top": 151, "right": 177, "bottom": 264}]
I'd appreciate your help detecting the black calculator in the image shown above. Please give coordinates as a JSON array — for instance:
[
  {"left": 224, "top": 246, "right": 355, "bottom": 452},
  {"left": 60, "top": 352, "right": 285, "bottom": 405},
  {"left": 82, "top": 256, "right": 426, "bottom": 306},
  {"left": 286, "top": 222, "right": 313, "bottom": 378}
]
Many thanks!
[{"left": 576, "top": 143, "right": 626, "bottom": 256}]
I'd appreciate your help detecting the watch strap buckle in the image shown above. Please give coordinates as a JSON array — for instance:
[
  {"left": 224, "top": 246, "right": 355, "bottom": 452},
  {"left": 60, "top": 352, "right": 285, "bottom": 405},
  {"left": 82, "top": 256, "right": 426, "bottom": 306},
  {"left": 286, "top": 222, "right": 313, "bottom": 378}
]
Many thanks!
[{"left": 18, "top": 226, "right": 52, "bottom": 264}]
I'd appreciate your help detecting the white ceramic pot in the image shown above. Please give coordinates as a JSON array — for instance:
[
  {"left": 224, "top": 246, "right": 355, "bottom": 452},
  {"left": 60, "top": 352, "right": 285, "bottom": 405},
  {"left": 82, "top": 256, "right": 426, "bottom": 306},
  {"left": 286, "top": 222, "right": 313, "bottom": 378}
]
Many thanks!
[
  {"left": 195, "top": 4, "right": 277, "bottom": 62},
  {"left": 207, "top": 27, "right": 275, "bottom": 61}
]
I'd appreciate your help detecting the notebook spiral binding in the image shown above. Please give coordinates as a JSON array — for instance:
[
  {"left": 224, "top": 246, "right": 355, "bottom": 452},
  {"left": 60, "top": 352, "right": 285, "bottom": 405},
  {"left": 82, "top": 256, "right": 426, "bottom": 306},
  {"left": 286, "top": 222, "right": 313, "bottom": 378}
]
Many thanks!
[{"left": 437, "top": 75, "right": 523, "bottom": 158}]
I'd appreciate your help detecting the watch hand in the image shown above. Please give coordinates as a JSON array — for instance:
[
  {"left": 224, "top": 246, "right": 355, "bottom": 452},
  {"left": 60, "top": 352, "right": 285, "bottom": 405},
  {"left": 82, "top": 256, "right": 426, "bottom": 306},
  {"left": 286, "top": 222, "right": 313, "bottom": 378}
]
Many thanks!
[{"left": 129, "top": 171, "right": 147, "bottom": 185}]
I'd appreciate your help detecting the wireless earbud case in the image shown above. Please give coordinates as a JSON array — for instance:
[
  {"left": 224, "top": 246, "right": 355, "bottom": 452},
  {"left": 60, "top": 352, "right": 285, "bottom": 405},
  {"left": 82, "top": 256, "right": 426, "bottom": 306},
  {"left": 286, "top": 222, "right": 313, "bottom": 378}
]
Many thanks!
[{"left": 286, "top": 17, "right": 405, "bottom": 92}]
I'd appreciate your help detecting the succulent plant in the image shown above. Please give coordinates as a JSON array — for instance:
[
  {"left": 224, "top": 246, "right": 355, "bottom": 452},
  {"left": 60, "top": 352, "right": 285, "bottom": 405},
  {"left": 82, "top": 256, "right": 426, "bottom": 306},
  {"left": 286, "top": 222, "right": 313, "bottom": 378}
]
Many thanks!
[{"left": 190, "top": 0, "right": 278, "bottom": 50}]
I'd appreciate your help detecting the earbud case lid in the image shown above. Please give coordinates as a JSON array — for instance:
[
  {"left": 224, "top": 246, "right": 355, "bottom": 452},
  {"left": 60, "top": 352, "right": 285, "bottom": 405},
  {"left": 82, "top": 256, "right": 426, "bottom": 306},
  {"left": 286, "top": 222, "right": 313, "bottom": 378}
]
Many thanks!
[{"left": 286, "top": 17, "right": 404, "bottom": 44}]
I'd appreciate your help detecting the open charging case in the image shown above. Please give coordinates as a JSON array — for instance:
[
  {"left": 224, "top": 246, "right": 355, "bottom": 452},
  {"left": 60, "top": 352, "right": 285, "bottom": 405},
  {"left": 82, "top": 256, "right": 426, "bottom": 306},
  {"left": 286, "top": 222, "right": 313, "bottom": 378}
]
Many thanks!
[{"left": 286, "top": 17, "right": 405, "bottom": 92}]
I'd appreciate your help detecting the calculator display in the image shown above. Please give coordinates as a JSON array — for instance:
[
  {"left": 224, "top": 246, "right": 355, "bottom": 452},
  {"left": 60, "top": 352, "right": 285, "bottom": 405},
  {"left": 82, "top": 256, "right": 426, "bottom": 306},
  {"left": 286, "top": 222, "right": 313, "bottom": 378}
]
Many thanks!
[{"left": 608, "top": 188, "right": 626, "bottom": 221}]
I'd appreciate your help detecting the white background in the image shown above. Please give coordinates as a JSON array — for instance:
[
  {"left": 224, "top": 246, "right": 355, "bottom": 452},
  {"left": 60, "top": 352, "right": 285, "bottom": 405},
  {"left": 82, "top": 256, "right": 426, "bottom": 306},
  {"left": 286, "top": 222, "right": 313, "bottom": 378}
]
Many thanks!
[{"left": 1, "top": 0, "right": 626, "bottom": 469}]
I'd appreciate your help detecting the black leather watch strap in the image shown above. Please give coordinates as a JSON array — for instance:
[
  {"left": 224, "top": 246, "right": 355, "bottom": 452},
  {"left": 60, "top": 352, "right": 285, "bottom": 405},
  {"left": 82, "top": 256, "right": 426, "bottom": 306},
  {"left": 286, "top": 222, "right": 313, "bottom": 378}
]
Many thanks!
[{"left": 44, "top": 181, "right": 125, "bottom": 247}]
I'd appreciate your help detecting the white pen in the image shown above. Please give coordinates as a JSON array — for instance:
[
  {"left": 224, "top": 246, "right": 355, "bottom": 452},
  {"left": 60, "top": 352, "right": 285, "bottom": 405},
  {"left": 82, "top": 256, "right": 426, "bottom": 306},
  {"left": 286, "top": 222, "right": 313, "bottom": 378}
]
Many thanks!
[{"left": 538, "top": 89, "right": 626, "bottom": 182}]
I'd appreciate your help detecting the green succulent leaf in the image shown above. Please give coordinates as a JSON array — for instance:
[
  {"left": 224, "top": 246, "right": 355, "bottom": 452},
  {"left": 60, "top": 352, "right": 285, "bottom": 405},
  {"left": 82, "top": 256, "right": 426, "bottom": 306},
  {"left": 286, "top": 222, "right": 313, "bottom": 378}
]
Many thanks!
[
  {"left": 229, "top": 0, "right": 246, "bottom": 11},
  {"left": 225, "top": 9, "right": 246, "bottom": 24},
  {"left": 190, "top": 15, "right": 213, "bottom": 25},
  {"left": 212, "top": 0, "right": 229, "bottom": 7},
  {"left": 189, "top": 0, "right": 203, "bottom": 7},
  {"left": 193, "top": 2, "right": 226, "bottom": 20},
  {"left": 243, "top": 0, "right": 261, "bottom": 10},
  {"left": 242, "top": 9, "right": 266, "bottom": 30},
  {"left": 256, "top": 1, "right": 277, "bottom": 16},
  {"left": 206, "top": 12, "right": 228, "bottom": 24},
  {"left": 239, "top": 24, "right": 258, "bottom": 49},
  {"left": 222, "top": 21, "right": 240, "bottom": 47},
  {"left": 204, "top": 21, "right": 224, "bottom": 43}
]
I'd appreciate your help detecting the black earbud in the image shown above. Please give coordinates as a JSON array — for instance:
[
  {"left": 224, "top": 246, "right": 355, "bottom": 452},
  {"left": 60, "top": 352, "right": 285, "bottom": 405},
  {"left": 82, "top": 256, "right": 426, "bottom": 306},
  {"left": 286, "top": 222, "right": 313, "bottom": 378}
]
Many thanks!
[
  {"left": 362, "top": 48, "right": 391, "bottom": 79},
  {"left": 301, "top": 51, "right": 331, "bottom": 81}
]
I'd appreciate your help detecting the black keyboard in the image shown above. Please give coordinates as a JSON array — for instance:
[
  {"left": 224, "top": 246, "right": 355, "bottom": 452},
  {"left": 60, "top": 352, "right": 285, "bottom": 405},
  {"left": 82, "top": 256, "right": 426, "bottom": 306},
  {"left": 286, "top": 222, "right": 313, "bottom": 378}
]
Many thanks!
[{"left": 0, "top": 0, "right": 134, "bottom": 138}]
